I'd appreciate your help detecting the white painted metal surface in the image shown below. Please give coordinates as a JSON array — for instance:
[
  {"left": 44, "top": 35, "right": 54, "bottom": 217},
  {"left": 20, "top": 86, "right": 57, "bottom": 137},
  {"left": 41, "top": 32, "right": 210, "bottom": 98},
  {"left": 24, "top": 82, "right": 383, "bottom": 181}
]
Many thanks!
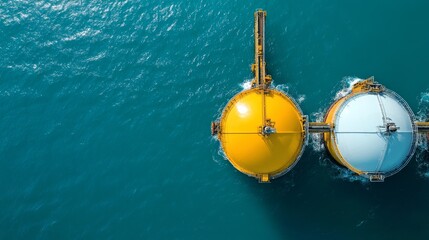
[{"left": 334, "top": 92, "right": 416, "bottom": 174}]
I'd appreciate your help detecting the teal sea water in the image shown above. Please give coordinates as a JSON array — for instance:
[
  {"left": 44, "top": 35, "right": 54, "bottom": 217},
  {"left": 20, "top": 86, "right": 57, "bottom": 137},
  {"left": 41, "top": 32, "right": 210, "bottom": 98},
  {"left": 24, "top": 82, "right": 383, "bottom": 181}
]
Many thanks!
[{"left": 1, "top": 0, "right": 429, "bottom": 239}]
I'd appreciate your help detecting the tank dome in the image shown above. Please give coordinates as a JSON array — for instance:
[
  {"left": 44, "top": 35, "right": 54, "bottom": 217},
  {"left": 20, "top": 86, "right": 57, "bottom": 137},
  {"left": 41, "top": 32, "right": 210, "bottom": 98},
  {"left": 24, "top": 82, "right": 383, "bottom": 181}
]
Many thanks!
[
  {"left": 218, "top": 88, "right": 306, "bottom": 182},
  {"left": 324, "top": 79, "right": 417, "bottom": 181}
]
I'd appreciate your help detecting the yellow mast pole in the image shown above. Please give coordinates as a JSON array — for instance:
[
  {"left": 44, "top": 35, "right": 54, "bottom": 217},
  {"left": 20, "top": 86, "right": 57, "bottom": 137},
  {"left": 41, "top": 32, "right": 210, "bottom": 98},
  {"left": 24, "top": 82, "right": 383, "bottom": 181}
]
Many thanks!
[{"left": 252, "top": 10, "right": 272, "bottom": 89}]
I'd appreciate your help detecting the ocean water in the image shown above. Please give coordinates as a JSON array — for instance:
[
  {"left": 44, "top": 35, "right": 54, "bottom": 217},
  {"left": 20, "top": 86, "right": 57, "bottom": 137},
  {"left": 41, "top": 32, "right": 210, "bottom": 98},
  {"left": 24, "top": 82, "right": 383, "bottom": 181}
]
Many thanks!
[{"left": 1, "top": 0, "right": 429, "bottom": 239}]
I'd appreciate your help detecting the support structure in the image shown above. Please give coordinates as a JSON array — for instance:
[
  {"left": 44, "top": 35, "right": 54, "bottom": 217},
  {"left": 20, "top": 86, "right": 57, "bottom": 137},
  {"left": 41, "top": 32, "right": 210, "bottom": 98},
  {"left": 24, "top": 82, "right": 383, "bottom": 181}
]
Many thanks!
[
  {"left": 308, "top": 122, "right": 331, "bottom": 133},
  {"left": 251, "top": 10, "right": 272, "bottom": 89},
  {"left": 416, "top": 122, "right": 429, "bottom": 132}
]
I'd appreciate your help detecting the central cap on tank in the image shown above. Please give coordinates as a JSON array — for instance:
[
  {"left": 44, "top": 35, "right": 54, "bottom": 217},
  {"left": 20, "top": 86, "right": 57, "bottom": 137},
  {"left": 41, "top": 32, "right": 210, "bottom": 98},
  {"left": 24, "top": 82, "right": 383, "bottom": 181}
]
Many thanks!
[{"left": 211, "top": 10, "right": 307, "bottom": 182}]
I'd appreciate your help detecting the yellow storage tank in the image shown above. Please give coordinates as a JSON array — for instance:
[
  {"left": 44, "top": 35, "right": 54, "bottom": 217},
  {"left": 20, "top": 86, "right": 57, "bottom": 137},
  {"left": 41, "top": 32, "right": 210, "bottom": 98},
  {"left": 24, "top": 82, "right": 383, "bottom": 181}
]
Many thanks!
[
  {"left": 217, "top": 88, "right": 306, "bottom": 182},
  {"left": 211, "top": 10, "right": 307, "bottom": 182}
]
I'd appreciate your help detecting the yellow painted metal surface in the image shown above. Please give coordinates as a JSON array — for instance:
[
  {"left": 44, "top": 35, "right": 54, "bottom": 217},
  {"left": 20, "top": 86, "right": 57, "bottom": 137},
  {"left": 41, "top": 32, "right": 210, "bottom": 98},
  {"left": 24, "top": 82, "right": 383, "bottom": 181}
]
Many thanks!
[
  {"left": 324, "top": 100, "right": 363, "bottom": 174},
  {"left": 323, "top": 98, "right": 347, "bottom": 166},
  {"left": 351, "top": 77, "right": 383, "bottom": 93},
  {"left": 219, "top": 88, "right": 305, "bottom": 180}
]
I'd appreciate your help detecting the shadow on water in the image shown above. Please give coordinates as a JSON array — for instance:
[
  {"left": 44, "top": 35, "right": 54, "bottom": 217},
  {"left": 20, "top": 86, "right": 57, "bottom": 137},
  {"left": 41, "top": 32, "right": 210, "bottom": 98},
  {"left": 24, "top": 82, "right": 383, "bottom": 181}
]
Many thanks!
[{"left": 241, "top": 148, "right": 429, "bottom": 239}]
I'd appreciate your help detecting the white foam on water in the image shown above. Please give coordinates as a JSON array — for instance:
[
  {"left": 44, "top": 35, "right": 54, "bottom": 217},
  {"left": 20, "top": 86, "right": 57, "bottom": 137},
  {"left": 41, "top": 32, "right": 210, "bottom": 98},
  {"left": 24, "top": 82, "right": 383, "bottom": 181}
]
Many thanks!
[
  {"left": 334, "top": 76, "right": 363, "bottom": 100},
  {"left": 416, "top": 91, "right": 429, "bottom": 121},
  {"left": 331, "top": 165, "right": 370, "bottom": 184},
  {"left": 240, "top": 79, "right": 252, "bottom": 90},
  {"left": 311, "top": 108, "right": 325, "bottom": 123},
  {"left": 273, "top": 83, "right": 289, "bottom": 94},
  {"left": 218, "top": 146, "right": 229, "bottom": 161},
  {"left": 416, "top": 138, "right": 429, "bottom": 178},
  {"left": 309, "top": 134, "right": 324, "bottom": 152},
  {"left": 421, "top": 92, "right": 429, "bottom": 103},
  {"left": 211, "top": 142, "right": 229, "bottom": 166},
  {"left": 297, "top": 94, "right": 306, "bottom": 104},
  {"left": 309, "top": 108, "right": 327, "bottom": 152},
  {"left": 415, "top": 91, "right": 429, "bottom": 178},
  {"left": 240, "top": 78, "right": 293, "bottom": 96}
]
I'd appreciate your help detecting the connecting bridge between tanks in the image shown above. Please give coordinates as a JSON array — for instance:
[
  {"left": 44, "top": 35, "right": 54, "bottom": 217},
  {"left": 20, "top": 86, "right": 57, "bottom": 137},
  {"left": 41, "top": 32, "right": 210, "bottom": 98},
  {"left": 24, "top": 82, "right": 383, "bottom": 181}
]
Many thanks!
[{"left": 416, "top": 122, "right": 429, "bottom": 132}]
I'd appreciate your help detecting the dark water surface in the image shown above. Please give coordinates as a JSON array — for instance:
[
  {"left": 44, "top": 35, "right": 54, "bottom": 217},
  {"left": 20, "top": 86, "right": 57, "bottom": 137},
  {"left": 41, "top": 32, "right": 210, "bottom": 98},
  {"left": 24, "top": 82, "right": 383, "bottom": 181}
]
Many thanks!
[{"left": 1, "top": 0, "right": 429, "bottom": 239}]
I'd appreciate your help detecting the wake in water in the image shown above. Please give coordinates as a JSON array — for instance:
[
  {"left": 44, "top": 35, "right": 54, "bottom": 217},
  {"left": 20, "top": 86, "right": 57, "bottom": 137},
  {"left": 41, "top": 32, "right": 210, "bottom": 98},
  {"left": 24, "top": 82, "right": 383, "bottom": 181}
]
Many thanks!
[
  {"left": 240, "top": 79, "right": 253, "bottom": 90},
  {"left": 211, "top": 145, "right": 230, "bottom": 166},
  {"left": 334, "top": 76, "right": 363, "bottom": 100},
  {"left": 273, "top": 83, "right": 290, "bottom": 94},
  {"left": 296, "top": 94, "right": 306, "bottom": 104},
  {"left": 240, "top": 79, "right": 304, "bottom": 102},
  {"left": 416, "top": 91, "right": 429, "bottom": 122},
  {"left": 331, "top": 164, "right": 370, "bottom": 184},
  {"left": 415, "top": 91, "right": 429, "bottom": 178},
  {"left": 309, "top": 109, "right": 326, "bottom": 152}
]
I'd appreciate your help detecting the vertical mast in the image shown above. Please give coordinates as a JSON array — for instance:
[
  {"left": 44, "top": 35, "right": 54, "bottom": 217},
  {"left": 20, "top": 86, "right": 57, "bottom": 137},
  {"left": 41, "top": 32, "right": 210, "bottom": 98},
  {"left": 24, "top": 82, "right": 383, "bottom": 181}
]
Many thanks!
[{"left": 252, "top": 10, "right": 272, "bottom": 89}]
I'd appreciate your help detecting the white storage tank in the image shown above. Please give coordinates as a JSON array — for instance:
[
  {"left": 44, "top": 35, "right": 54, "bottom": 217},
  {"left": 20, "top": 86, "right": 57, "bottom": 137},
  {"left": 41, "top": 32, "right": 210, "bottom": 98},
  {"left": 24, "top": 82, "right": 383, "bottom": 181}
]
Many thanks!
[{"left": 324, "top": 78, "right": 417, "bottom": 181}]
